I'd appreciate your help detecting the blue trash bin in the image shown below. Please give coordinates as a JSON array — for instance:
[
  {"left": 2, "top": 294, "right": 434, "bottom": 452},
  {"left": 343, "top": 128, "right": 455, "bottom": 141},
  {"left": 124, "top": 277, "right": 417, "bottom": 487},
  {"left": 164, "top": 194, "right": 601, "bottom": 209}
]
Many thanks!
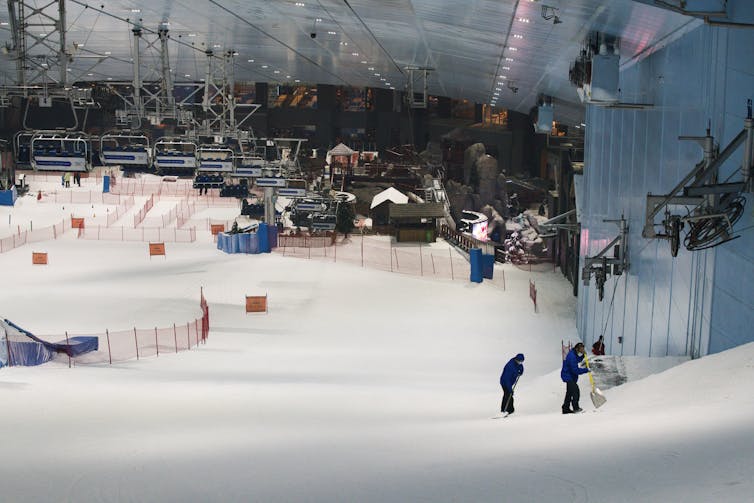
[
  {"left": 482, "top": 253, "right": 495, "bottom": 280},
  {"left": 469, "top": 248, "right": 483, "bottom": 283}
]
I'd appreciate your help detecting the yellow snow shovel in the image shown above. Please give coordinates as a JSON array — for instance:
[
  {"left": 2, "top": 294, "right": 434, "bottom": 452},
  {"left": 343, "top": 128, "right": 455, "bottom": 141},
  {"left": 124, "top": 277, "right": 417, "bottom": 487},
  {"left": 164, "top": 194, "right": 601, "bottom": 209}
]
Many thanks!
[{"left": 583, "top": 353, "right": 607, "bottom": 408}]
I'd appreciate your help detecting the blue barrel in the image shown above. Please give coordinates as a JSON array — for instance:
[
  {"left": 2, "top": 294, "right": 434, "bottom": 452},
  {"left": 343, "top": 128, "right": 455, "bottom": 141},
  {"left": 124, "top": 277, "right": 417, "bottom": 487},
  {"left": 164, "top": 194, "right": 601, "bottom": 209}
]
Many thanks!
[
  {"left": 469, "top": 248, "right": 483, "bottom": 283},
  {"left": 103, "top": 175, "right": 110, "bottom": 193},
  {"left": 248, "top": 232, "right": 259, "bottom": 254},
  {"left": 267, "top": 224, "right": 278, "bottom": 249},
  {"left": 230, "top": 233, "right": 241, "bottom": 253},
  {"left": 258, "top": 222, "right": 270, "bottom": 253},
  {"left": 238, "top": 233, "right": 251, "bottom": 254},
  {"left": 216, "top": 233, "right": 226, "bottom": 252},
  {"left": 482, "top": 253, "right": 495, "bottom": 279}
]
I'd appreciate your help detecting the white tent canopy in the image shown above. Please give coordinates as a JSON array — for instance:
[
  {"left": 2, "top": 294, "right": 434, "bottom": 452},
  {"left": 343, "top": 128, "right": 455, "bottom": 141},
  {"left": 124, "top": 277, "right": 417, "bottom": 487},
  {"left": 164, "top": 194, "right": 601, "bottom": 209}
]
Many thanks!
[{"left": 370, "top": 187, "right": 409, "bottom": 210}]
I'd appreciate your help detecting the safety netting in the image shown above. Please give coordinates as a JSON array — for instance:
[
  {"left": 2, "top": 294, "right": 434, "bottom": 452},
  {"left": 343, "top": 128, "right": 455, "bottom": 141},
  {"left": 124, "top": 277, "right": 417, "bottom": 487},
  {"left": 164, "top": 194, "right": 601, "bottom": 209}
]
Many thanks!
[{"left": 1, "top": 291, "right": 209, "bottom": 368}]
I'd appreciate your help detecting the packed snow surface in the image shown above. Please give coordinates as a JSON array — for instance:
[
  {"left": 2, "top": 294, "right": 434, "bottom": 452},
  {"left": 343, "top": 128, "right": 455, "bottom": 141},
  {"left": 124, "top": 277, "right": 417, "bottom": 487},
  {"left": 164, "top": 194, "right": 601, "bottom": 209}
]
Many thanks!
[{"left": 1, "top": 186, "right": 753, "bottom": 503}]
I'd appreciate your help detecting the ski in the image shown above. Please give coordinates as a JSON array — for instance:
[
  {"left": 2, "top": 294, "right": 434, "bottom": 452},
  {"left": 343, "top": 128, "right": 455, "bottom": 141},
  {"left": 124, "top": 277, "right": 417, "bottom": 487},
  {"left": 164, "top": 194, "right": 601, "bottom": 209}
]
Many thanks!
[{"left": 491, "top": 413, "right": 512, "bottom": 419}]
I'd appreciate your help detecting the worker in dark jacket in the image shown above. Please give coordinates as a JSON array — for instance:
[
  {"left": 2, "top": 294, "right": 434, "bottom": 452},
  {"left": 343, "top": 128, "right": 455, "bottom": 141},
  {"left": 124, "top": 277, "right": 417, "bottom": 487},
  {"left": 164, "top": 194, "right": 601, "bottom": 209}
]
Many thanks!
[
  {"left": 561, "top": 342, "right": 590, "bottom": 414},
  {"left": 500, "top": 353, "right": 525, "bottom": 415}
]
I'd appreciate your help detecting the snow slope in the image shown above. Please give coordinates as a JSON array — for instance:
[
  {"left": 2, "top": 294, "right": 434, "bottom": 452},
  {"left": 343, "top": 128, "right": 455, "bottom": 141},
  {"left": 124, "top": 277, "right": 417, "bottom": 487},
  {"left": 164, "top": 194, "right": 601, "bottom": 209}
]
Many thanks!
[{"left": 1, "top": 191, "right": 752, "bottom": 502}]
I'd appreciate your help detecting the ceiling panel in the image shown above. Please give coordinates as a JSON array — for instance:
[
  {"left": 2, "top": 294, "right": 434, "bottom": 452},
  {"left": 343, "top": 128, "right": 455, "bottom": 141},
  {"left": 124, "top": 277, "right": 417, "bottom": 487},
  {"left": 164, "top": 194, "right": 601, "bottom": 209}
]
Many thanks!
[{"left": 0, "top": 0, "right": 694, "bottom": 125}]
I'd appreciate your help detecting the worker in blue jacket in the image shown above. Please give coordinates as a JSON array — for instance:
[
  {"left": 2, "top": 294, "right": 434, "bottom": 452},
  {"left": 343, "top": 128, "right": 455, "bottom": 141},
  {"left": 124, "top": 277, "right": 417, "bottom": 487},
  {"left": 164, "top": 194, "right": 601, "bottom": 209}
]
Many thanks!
[
  {"left": 561, "top": 342, "right": 590, "bottom": 414},
  {"left": 500, "top": 353, "right": 524, "bottom": 415}
]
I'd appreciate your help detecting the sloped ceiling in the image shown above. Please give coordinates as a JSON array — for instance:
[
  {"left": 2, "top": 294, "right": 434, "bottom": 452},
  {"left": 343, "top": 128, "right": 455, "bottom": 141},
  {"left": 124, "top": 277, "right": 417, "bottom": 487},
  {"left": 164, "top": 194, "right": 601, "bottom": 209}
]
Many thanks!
[{"left": 0, "top": 0, "right": 694, "bottom": 125}]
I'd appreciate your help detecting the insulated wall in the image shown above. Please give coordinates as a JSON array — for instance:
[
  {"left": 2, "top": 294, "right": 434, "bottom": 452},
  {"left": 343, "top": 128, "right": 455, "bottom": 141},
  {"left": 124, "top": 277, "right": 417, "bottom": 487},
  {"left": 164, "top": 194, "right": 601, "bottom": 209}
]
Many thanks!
[{"left": 579, "top": 20, "right": 754, "bottom": 357}]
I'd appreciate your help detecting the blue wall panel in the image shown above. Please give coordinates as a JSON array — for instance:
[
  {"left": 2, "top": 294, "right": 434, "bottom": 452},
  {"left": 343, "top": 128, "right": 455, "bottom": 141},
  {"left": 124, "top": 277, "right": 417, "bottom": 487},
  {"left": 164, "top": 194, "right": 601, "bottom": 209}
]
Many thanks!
[{"left": 579, "top": 21, "right": 754, "bottom": 357}]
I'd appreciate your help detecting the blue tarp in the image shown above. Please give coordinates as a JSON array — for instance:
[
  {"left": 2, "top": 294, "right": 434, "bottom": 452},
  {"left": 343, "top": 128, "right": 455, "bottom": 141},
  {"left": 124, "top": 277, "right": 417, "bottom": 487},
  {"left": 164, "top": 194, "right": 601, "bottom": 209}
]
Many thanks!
[
  {"left": 268, "top": 225, "right": 278, "bottom": 249},
  {"left": 258, "top": 223, "right": 270, "bottom": 253},
  {"left": 1, "top": 319, "right": 99, "bottom": 367},
  {"left": 217, "top": 231, "right": 262, "bottom": 254},
  {"left": 0, "top": 186, "right": 17, "bottom": 206}
]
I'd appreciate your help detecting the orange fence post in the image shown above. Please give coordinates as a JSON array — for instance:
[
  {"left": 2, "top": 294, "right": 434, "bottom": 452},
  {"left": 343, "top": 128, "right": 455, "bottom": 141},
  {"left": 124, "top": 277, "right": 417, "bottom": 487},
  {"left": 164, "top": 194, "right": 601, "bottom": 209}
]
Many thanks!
[
  {"left": 390, "top": 239, "right": 393, "bottom": 272},
  {"left": 106, "top": 329, "right": 112, "bottom": 364},
  {"left": 65, "top": 331, "right": 71, "bottom": 368},
  {"left": 134, "top": 327, "right": 139, "bottom": 360},
  {"left": 173, "top": 323, "right": 178, "bottom": 353},
  {"left": 449, "top": 247, "right": 454, "bottom": 280},
  {"left": 419, "top": 241, "right": 423, "bottom": 276},
  {"left": 529, "top": 280, "right": 537, "bottom": 313}
]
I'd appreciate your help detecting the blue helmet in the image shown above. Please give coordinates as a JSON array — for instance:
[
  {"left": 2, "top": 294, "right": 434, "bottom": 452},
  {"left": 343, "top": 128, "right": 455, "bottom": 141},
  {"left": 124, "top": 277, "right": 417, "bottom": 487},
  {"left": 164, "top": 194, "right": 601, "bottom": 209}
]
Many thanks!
[{"left": 515, "top": 353, "right": 525, "bottom": 363}]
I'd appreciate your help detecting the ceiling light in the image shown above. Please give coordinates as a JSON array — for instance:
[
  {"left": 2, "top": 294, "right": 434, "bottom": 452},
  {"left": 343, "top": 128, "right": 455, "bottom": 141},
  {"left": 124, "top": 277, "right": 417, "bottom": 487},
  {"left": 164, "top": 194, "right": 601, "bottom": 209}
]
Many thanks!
[
  {"left": 517, "top": 17, "right": 530, "bottom": 23},
  {"left": 131, "top": 9, "right": 141, "bottom": 13},
  {"left": 273, "top": 70, "right": 280, "bottom": 74},
  {"left": 390, "top": 87, "right": 395, "bottom": 90},
  {"left": 386, "top": 83, "right": 391, "bottom": 86},
  {"left": 328, "top": 31, "right": 336, "bottom": 35},
  {"left": 107, "top": 77, "right": 112, "bottom": 80},
  {"left": 380, "top": 78, "right": 386, "bottom": 81},
  {"left": 295, "top": 2, "right": 305, "bottom": 6},
  {"left": 513, "top": 34, "right": 523, "bottom": 39},
  {"left": 505, "top": 57, "right": 514, "bottom": 62},
  {"left": 188, "top": 33, "right": 196, "bottom": 37},
  {"left": 295, "top": 79, "right": 300, "bottom": 82},
  {"left": 368, "top": 67, "right": 374, "bottom": 71},
  {"left": 493, "top": 92, "right": 499, "bottom": 96},
  {"left": 495, "top": 87, "right": 501, "bottom": 91},
  {"left": 248, "top": 59, "right": 254, "bottom": 63},
  {"left": 502, "top": 66, "right": 510, "bottom": 70},
  {"left": 315, "top": 17, "right": 322, "bottom": 22},
  {"left": 184, "top": 74, "right": 191, "bottom": 78},
  {"left": 351, "top": 52, "right": 359, "bottom": 56},
  {"left": 104, "top": 51, "right": 111, "bottom": 55},
  {"left": 508, "top": 47, "right": 517, "bottom": 52},
  {"left": 213, "top": 44, "right": 221, "bottom": 48},
  {"left": 374, "top": 73, "right": 380, "bottom": 76},
  {"left": 261, "top": 65, "right": 268, "bottom": 68},
  {"left": 0, "top": 22, "right": 8, "bottom": 26},
  {"left": 87, "top": 73, "right": 93, "bottom": 76},
  {"left": 580, "top": 123, "right": 586, "bottom": 127},
  {"left": 499, "top": 76, "right": 507, "bottom": 79},
  {"left": 360, "top": 60, "right": 367, "bottom": 64}
]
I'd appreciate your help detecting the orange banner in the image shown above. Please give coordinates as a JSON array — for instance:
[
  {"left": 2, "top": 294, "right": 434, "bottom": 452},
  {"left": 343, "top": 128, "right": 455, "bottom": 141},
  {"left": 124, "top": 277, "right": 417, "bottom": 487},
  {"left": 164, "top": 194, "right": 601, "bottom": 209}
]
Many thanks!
[
  {"left": 32, "top": 252, "right": 48, "bottom": 265},
  {"left": 245, "top": 295, "right": 268, "bottom": 313},
  {"left": 71, "top": 217, "right": 85, "bottom": 229},
  {"left": 149, "top": 242, "right": 166, "bottom": 256},
  {"left": 210, "top": 224, "right": 225, "bottom": 235}
]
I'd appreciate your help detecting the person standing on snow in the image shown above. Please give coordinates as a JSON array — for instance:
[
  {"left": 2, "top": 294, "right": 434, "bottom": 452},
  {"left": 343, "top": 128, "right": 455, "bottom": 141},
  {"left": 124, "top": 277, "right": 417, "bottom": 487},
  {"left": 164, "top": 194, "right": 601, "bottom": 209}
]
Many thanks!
[
  {"left": 500, "top": 353, "right": 524, "bottom": 416},
  {"left": 561, "top": 342, "right": 590, "bottom": 414}
]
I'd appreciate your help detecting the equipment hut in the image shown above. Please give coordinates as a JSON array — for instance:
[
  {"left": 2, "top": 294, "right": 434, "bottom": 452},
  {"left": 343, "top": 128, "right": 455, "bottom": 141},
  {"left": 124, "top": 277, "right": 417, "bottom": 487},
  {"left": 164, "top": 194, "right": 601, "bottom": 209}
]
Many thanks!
[
  {"left": 370, "top": 187, "right": 409, "bottom": 228},
  {"left": 389, "top": 202, "right": 446, "bottom": 243}
]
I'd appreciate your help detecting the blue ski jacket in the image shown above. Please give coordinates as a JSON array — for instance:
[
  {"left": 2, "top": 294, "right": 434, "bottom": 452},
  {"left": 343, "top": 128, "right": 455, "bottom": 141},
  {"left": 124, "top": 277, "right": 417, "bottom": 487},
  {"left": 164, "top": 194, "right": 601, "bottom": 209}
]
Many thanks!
[
  {"left": 561, "top": 349, "right": 589, "bottom": 383},
  {"left": 500, "top": 354, "right": 524, "bottom": 390}
]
